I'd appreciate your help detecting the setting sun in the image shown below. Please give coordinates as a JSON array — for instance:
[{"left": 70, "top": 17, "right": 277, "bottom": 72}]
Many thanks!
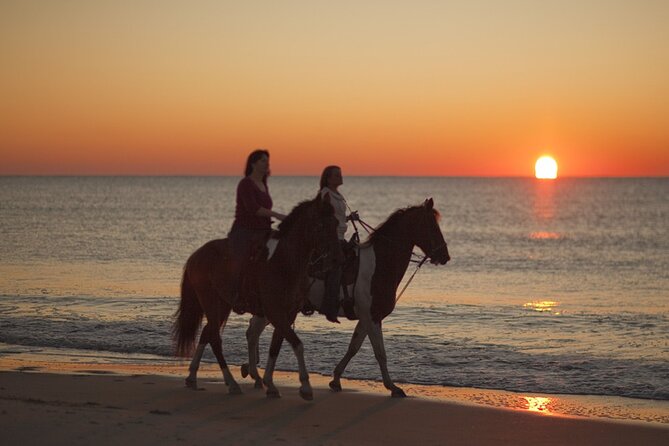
[{"left": 535, "top": 156, "right": 558, "bottom": 179}]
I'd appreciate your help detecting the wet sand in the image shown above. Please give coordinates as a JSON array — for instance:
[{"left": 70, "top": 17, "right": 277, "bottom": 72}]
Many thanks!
[{"left": 1, "top": 352, "right": 668, "bottom": 446}]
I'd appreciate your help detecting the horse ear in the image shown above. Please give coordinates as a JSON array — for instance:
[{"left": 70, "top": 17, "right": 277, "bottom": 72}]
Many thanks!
[{"left": 424, "top": 198, "right": 434, "bottom": 210}]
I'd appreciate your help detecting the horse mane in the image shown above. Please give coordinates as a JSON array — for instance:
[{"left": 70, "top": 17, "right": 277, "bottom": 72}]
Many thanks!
[
  {"left": 276, "top": 199, "right": 315, "bottom": 238},
  {"left": 367, "top": 204, "right": 440, "bottom": 244}
]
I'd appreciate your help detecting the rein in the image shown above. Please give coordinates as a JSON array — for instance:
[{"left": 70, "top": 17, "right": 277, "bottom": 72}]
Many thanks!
[
  {"left": 307, "top": 251, "right": 327, "bottom": 267},
  {"left": 395, "top": 255, "right": 428, "bottom": 303}
]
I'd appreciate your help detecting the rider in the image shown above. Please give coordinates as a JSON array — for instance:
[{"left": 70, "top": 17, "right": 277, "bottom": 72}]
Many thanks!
[
  {"left": 318, "top": 165, "right": 358, "bottom": 323},
  {"left": 228, "top": 149, "right": 286, "bottom": 311}
]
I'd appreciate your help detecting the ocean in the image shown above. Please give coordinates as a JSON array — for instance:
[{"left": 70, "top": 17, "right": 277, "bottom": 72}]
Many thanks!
[{"left": 1, "top": 176, "right": 667, "bottom": 401}]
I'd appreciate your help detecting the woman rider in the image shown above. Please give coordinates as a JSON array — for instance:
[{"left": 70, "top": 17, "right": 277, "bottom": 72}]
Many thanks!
[
  {"left": 228, "top": 149, "right": 286, "bottom": 311},
  {"left": 318, "top": 165, "right": 358, "bottom": 322}
]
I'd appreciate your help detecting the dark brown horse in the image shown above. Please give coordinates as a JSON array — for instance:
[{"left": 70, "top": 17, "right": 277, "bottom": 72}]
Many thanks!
[
  {"left": 173, "top": 194, "right": 342, "bottom": 400},
  {"left": 244, "top": 198, "right": 450, "bottom": 397}
]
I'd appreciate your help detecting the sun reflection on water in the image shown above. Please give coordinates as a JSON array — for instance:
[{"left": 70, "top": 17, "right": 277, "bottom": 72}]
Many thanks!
[
  {"left": 523, "top": 301, "right": 561, "bottom": 315},
  {"left": 523, "top": 396, "right": 553, "bottom": 415},
  {"left": 529, "top": 231, "right": 562, "bottom": 240},
  {"left": 533, "top": 180, "right": 557, "bottom": 220}
]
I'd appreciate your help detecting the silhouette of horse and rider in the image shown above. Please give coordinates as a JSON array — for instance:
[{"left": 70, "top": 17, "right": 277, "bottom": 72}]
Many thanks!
[{"left": 173, "top": 150, "right": 450, "bottom": 399}]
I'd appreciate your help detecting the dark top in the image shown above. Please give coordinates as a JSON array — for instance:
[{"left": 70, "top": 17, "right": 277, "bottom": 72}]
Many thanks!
[{"left": 232, "top": 176, "right": 273, "bottom": 230}]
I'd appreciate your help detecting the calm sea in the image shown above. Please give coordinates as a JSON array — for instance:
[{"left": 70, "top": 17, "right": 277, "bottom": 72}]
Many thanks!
[{"left": 1, "top": 176, "right": 667, "bottom": 400}]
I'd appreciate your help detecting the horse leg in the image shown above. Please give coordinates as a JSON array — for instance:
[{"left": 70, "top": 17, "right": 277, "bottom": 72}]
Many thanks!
[
  {"left": 185, "top": 328, "right": 209, "bottom": 389},
  {"left": 203, "top": 302, "right": 241, "bottom": 395},
  {"left": 267, "top": 314, "right": 313, "bottom": 401},
  {"left": 243, "top": 315, "right": 268, "bottom": 389},
  {"left": 262, "top": 329, "right": 284, "bottom": 398},
  {"left": 329, "top": 321, "right": 368, "bottom": 392},
  {"left": 289, "top": 331, "right": 313, "bottom": 401},
  {"left": 364, "top": 318, "right": 405, "bottom": 397},
  {"left": 186, "top": 318, "right": 229, "bottom": 388}
]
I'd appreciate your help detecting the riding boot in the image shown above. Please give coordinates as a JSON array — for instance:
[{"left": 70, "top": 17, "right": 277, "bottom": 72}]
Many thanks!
[
  {"left": 229, "top": 260, "right": 246, "bottom": 314},
  {"left": 322, "top": 265, "right": 342, "bottom": 323}
]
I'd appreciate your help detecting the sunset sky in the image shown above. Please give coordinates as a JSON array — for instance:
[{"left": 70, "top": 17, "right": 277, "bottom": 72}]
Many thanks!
[{"left": 1, "top": 1, "right": 668, "bottom": 177}]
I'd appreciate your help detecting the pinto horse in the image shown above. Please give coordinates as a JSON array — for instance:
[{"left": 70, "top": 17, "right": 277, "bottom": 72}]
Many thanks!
[
  {"left": 243, "top": 198, "right": 450, "bottom": 397},
  {"left": 172, "top": 195, "right": 342, "bottom": 400}
]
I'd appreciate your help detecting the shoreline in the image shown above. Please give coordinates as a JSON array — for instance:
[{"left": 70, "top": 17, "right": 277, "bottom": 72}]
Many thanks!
[{"left": 1, "top": 343, "right": 668, "bottom": 427}]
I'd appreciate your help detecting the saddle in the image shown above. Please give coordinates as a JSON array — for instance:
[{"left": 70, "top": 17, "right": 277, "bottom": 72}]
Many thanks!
[
  {"left": 307, "top": 237, "right": 358, "bottom": 281},
  {"left": 304, "top": 236, "right": 359, "bottom": 320}
]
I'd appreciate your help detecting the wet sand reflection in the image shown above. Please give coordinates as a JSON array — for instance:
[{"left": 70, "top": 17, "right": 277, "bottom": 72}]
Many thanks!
[{"left": 523, "top": 396, "right": 554, "bottom": 415}]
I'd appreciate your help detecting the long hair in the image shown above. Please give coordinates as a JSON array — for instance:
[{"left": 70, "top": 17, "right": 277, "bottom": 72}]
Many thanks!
[
  {"left": 319, "top": 165, "right": 340, "bottom": 190},
  {"left": 244, "top": 149, "right": 270, "bottom": 186}
]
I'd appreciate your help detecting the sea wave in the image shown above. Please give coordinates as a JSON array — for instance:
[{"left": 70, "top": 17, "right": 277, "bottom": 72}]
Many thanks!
[{"left": 1, "top": 294, "right": 667, "bottom": 401}]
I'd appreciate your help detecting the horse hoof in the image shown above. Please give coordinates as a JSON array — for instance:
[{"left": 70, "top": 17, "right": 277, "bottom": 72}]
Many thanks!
[
  {"left": 391, "top": 387, "right": 407, "bottom": 398},
  {"left": 329, "top": 380, "right": 342, "bottom": 392},
  {"left": 266, "top": 389, "right": 281, "bottom": 398},
  {"left": 299, "top": 389, "right": 314, "bottom": 401},
  {"left": 185, "top": 378, "right": 197, "bottom": 389},
  {"left": 254, "top": 379, "right": 264, "bottom": 389},
  {"left": 241, "top": 363, "right": 249, "bottom": 378}
]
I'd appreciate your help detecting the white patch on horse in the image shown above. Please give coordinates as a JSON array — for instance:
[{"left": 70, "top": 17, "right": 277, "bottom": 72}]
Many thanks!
[
  {"left": 305, "top": 243, "right": 376, "bottom": 320},
  {"left": 346, "top": 243, "right": 376, "bottom": 315},
  {"left": 266, "top": 238, "right": 279, "bottom": 260}
]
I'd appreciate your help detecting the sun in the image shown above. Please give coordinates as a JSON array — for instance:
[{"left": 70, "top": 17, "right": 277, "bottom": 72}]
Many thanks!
[{"left": 535, "top": 156, "right": 558, "bottom": 179}]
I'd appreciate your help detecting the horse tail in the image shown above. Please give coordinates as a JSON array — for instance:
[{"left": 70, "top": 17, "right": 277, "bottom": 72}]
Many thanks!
[{"left": 172, "top": 265, "right": 203, "bottom": 357}]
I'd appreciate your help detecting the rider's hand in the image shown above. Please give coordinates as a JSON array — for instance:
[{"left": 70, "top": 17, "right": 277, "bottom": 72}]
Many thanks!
[{"left": 347, "top": 211, "right": 360, "bottom": 222}]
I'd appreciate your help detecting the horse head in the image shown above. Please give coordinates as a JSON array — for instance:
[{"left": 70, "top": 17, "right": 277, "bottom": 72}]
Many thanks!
[{"left": 414, "top": 198, "right": 450, "bottom": 265}]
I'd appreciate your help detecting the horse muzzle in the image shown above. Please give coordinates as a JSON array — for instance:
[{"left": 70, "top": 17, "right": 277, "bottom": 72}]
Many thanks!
[{"left": 430, "top": 246, "right": 450, "bottom": 265}]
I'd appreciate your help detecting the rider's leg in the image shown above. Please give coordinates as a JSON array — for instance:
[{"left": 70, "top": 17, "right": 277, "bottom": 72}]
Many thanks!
[{"left": 322, "top": 264, "right": 342, "bottom": 323}]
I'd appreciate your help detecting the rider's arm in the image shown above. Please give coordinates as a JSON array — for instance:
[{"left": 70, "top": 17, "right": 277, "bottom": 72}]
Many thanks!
[
  {"left": 238, "top": 178, "right": 286, "bottom": 221},
  {"left": 256, "top": 207, "right": 286, "bottom": 221}
]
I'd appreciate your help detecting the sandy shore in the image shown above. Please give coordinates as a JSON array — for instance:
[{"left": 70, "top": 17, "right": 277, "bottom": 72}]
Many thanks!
[{"left": 1, "top": 353, "right": 668, "bottom": 446}]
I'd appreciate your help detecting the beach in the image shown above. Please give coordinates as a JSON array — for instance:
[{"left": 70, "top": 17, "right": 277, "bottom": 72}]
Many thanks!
[
  {"left": 1, "top": 177, "right": 667, "bottom": 444},
  {"left": 1, "top": 350, "right": 668, "bottom": 446}
]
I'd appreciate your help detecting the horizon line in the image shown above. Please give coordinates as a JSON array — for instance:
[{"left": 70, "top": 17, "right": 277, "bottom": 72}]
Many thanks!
[{"left": 1, "top": 174, "right": 667, "bottom": 179}]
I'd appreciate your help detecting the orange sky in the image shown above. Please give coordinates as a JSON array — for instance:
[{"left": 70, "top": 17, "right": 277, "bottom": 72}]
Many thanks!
[{"left": 1, "top": 1, "right": 668, "bottom": 176}]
